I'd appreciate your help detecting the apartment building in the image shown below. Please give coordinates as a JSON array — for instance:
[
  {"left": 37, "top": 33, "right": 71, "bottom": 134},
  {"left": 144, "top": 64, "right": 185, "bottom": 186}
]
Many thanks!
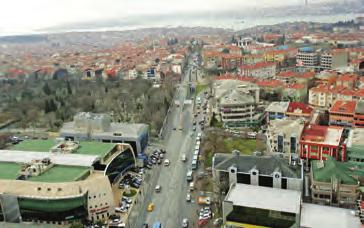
[
  {"left": 265, "top": 102, "right": 289, "bottom": 120},
  {"left": 320, "top": 50, "right": 348, "bottom": 70},
  {"left": 239, "top": 62, "right": 276, "bottom": 79},
  {"left": 296, "top": 49, "right": 319, "bottom": 69},
  {"left": 346, "top": 128, "right": 364, "bottom": 163},
  {"left": 213, "top": 79, "right": 262, "bottom": 128},
  {"left": 299, "top": 124, "right": 346, "bottom": 161},
  {"left": 310, "top": 158, "right": 363, "bottom": 208},
  {"left": 329, "top": 100, "right": 356, "bottom": 128},
  {"left": 266, "top": 118, "right": 304, "bottom": 158}
]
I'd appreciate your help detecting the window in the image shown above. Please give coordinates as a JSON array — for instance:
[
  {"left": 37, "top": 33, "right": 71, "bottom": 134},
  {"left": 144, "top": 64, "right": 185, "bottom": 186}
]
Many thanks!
[
  {"left": 311, "top": 145, "right": 318, "bottom": 150},
  {"left": 47, "top": 188, "right": 51, "bottom": 191},
  {"left": 37, "top": 187, "right": 41, "bottom": 191}
]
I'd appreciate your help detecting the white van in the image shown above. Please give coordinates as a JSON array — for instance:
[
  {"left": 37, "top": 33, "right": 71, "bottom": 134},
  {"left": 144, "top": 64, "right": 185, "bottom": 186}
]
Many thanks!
[
  {"left": 189, "top": 182, "right": 195, "bottom": 191},
  {"left": 196, "top": 141, "right": 200, "bottom": 146},
  {"left": 197, "top": 133, "right": 202, "bottom": 138},
  {"left": 187, "top": 170, "right": 193, "bottom": 181},
  {"left": 193, "top": 155, "right": 198, "bottom": 161},
  {"left": 195, "top": 145, "right": 200, "bottom": 151},
  {"left": 191, "top": 160, "right": 198, "bottom": 170},
  {"left": 194, "top": 150, "right": 199, "bottom": 156}
]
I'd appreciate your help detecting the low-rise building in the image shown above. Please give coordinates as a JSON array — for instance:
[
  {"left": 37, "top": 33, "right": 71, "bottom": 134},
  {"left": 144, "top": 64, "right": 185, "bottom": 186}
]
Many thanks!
[
  {"left": 212, "top": 153, "right": 303, "bottom": 195},
  {"left": 60, "top": 112, "right": 149, "bottom": 156},
  {"left": 300, "top": 203, "right": 361, "bottom": 228},
  {"left": 223, "top": 183, "right": 301, "bottom": 228},
  {"left": 310, "top": 158, "right": 364, "bottom": 208},
  {"left": 299, "top": 124, "right": 346, "bottom": 161},
  {"left": 285, "top": 102, "right": 313, "bottom": 119},
  {"left": 346, "top": 128, "right": 364, "bottom": 163},
  {"left": 0, "top": 140, "right": 137, "bottom": 224},
  {"left": 266, "top": 118, "right": 305, "bottom": 158},
  {"left": 329, "top": 100, "right": 357, "bottom": 128},
  {"left": 265, "top": 101, "right": 289, "bottom": 120}
]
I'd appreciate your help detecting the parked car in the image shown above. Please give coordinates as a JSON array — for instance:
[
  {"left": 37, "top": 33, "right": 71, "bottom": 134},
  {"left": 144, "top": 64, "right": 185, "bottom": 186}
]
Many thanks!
[
  {"left": 181, "top": 154, "right": 187, "bottom": 162},
  {"left": 186, "top": 193, "right": 191, "bottom": 202},
  {"left": 164, "top": 159, "right": 170, "bottom": 166},
  {"left": 155, "top": 185, "right": 161, "bottom": 193},
  {"left": 147, "top": 203, "right": 154, "bottom": 212},
  {"left": 182, "top": 218, "right": 189, "bottom": 227}
]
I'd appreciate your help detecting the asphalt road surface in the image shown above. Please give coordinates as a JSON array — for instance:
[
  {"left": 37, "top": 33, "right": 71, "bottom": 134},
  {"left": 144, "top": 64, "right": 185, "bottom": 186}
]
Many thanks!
[{"left": 131, "top": 58, "right": 204, "bottom": 228}]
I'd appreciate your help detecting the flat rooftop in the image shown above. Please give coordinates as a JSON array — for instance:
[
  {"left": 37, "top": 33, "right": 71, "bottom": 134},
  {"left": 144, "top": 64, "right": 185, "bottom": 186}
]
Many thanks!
[
  {"left": 28, "top": 165, "right": 90, "bottom": 183},
  {"left": 10, "top": 140, "right": 115, "bottom": 158},
  {"left": 268, "top": 118, "right": 304, "bottom": 138},
  {"left": 10, "top": 139, "right": 55, "bottom": 152},
  {"left": 300, "top": 203, "right": 360, "bottom": 228},
  {"left": 61, "top": 122, "right": 148, "bottom": 139},
  {"left": 225, "top": 184, "right": 301, "bottom": 214},
  {"left": 266, "top": 101, "right": 289, "bottom": 113},
  {"left": 0, "top": 162, "right": 21, "bottom": 180},
  {"left": 301, "top": 124, "right": 343, "bottom": 146}
]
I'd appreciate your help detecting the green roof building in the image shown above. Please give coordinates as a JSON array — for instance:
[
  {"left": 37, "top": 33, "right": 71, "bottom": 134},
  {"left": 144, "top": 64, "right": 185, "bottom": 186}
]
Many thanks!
[
  {"left": 311, "top": 157, "right": 364, "bottom": 208},
  {"left": 0, "top": 140, "right": 137, "bottom": 224}
]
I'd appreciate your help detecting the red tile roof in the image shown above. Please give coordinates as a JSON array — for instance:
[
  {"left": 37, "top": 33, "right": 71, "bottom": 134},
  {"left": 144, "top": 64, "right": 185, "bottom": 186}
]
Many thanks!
[
  {"left": 256, "top": 79, "right": 283, "bottom": 87},
  {"left": 285, "top": 83, "right": 305, "bottom": 90},
  {"left": 329, "top": 100, "right": 357, "bottom": 114},
  {"left": 240, "top": 62, "right": 276, "bottom": 70},
  {"left": 286, "top": 102, "right": 313, "bottom": 115},
  {"left": 277, "top": 71, "right": 296, "bottom": 78}
]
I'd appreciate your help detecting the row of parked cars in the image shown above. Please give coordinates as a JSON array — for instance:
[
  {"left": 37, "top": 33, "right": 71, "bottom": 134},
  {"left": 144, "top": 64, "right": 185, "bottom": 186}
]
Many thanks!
[
  {"left": 145, "top": 149, "right": 168, "bottom": 169},
  {"left": 118, "top": 173, "right": 143, "bottom": 190}
]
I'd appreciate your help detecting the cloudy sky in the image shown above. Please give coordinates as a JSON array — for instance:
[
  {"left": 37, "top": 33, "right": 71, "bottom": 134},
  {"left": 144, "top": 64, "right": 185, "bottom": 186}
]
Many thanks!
[{"left": 0, "top": 0, "right": 348, "bottom": 35}]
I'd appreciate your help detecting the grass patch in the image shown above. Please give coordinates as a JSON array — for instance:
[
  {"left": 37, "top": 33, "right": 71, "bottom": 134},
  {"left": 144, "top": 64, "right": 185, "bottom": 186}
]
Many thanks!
[
  {"left": 224, "top": 139, "right": 257, "bottom": 155},
  {"left": 123, "top": 189, "right": 137, "bottom": 197},
  {"left": 195, "top": 83, "right": 208, "bottom": 96}
]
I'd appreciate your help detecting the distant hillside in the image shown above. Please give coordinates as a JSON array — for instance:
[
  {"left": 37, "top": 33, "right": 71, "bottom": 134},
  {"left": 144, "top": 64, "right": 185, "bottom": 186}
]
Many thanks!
[{"left": 0, "top": 35, "right": 47, "bottom": 44}]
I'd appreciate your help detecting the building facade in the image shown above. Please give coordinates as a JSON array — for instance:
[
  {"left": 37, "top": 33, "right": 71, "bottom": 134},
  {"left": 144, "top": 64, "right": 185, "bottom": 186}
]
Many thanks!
[{"left": 299, "top": 124, "right": 346, "bottom": 161}]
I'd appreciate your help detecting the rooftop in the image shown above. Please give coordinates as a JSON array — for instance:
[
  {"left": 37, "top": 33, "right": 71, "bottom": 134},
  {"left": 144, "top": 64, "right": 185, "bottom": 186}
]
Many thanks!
[
  {"left": 286, "top": 102, "right": 313, "bottom": 116},
  {"left": 300, "top": 203, "right": 361, "bottom": 228},
  {"left": 10, "top": 140, "right": 115, "bottom": 158},
  {"left": 268, "top": 118, "right": 305, "bottom": 139},
  {"left": 311, "top": 157, "right": 364, "bottom": 185},
  {"left": 265, "top": 101, "right": 289, "bottom": 113},
  {"left": 300, "top": 124, "right": 343, "bottom": 146},
  {"left": 213, "top": 154, "right": 302, "bottom": 179},
  {"left": 0, "top": 162, "right": 21, "bottom": 180},
  {"left": 225, "top": 183, "right": 301, "bottom": 214},
  {"left": 27, "top": 165, "right": 90, "bottom": 183},
  {"left": 330, "top": 100, "right": 357, "bottom": 114},
  {"left": 356, "top": 100, "right": 364, "bottom": 114},
  {"left": 10, "top": 139, "right": 55, "bottom": 152}
]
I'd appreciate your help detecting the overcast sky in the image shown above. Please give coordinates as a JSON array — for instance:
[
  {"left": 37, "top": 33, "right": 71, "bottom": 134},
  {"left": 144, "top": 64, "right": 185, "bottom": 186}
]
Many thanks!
[{"left": 0, "top": 0, "right": 346, "bottom": 35}]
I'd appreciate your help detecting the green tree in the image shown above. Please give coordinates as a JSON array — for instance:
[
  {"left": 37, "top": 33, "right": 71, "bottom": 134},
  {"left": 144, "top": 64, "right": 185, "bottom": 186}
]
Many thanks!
[
  {"left": 43, "top": 82, "right": 51, "bottom": 95},
  {"left": 66, "top": 80, "right": 72, "bottom": 95}
]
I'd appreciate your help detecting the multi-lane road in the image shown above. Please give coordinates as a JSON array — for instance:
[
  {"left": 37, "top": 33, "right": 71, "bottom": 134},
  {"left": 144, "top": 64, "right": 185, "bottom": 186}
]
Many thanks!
[{"left": 131, "top": 57, "right": 205, "bottom": 227}]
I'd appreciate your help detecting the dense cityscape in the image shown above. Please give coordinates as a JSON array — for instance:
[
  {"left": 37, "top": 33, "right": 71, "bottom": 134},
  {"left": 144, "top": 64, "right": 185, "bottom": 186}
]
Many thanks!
[{"left": 0, "top": 1, "right": 364, "bottom": 228}]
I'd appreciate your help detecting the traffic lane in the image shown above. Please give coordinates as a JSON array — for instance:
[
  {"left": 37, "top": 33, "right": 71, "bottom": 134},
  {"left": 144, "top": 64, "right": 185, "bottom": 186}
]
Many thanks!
[{"left": 145, "top": 131, "right": 192, "bottom": 226}]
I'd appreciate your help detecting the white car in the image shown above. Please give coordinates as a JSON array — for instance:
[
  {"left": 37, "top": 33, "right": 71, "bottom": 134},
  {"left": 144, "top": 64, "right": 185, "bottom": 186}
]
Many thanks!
[
  {"left": 186, "top": 193, "right": 191, "bottom": 202},
  {"left": 164, "top": 159, "right": 170, "bottom": 166},
  {"left": 155, "top": 185, "right": 161, "bottom": 193},
  {"left": 181, "top": 154, "right": 187, "bottom": 162},
  {"left": 182, "top": 218, "right": 189, "bottom": 227}
]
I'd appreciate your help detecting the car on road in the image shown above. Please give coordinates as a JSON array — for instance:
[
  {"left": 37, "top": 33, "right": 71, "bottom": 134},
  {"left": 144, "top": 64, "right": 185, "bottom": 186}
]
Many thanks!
[
  {"left": 164, "top": 159, "right": 170, "bottom": 166},
  {"left": 147, "top": 203, "right": 154, "bottom": 212},
  {"left": 192, "top": 126, "right": 196, "bottom": 131},
  {"left": 182, "top": 218, "right": 189, "bottom": 227},
  {"left": 142, "top": 224, "right": 149, "bottom": 228},
  {"left": 186, "top": 193, "right": 191, "bottom": 202},
  {"left": 189, "top": 182, "right": 194, "bottom": 191},
  {"left": 173, "top": 127, "right": 177, "bottom": 130},
  {"left": 155, "top": 185, "right": 161, "bottom": 193},
  {"left": 181, "top": 154, "right": 187, "bottom": 162}
]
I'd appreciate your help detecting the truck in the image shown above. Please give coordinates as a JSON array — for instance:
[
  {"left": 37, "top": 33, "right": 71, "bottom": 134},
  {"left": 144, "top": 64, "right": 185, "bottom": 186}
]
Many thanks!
[{"left": 198, "top": 196, "right": 211, "bottom": 205}]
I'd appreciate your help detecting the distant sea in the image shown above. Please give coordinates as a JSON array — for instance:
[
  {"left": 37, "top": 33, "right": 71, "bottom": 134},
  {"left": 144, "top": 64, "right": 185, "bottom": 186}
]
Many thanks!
[
  {"left": 0, "top": 13, "right": 362, "bottom": 36},
  {"left": 56, "top": 13, "right": 363, "bottom": 33}
]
